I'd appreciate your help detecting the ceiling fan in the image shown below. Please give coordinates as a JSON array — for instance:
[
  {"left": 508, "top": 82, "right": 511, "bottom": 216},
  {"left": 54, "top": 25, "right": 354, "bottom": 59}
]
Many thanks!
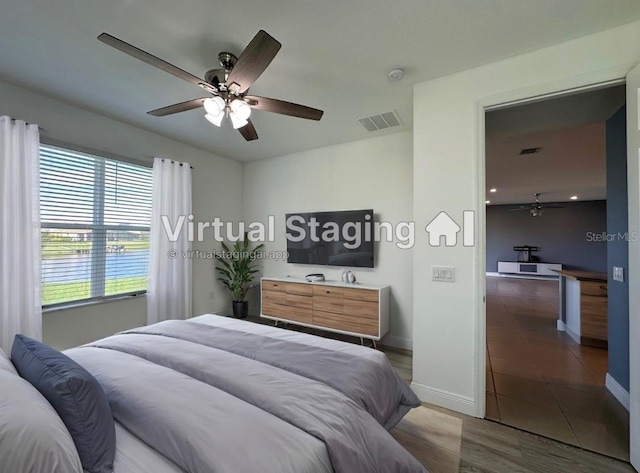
[
  {"left": 510, "top": 193, "right": 564, "bottom": 217},
  {"left": 97, "top": 30, "right": 324, "bottom": 141}
]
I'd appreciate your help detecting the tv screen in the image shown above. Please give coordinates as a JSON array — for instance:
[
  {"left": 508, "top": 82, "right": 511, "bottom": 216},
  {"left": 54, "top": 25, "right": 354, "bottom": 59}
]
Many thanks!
[{"left": 285, "top": 209, "right": 374, "bottom": 268}]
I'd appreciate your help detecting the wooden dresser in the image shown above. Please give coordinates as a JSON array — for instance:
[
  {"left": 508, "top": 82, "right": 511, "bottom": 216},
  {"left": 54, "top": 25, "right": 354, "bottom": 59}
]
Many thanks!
[{"left": 260, "top": 277, "right": 390, "bottom": 341}]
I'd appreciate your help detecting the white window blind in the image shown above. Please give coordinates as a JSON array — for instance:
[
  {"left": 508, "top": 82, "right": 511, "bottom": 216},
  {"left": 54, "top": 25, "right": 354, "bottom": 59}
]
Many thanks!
[{"left": 40, "top": 145, "right": 152, "bottom": 307}]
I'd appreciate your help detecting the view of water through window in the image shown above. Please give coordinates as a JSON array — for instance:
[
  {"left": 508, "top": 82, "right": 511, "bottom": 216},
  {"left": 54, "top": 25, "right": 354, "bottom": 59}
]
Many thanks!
[{"left": 40, "top": 145, "right": 152, "bottom": 306}]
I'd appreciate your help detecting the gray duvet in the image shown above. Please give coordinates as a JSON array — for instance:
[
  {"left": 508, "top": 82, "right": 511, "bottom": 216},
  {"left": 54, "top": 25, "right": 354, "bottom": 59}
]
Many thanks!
[{"left": 66, "top": 315, "right": 426, "bottom": 473}]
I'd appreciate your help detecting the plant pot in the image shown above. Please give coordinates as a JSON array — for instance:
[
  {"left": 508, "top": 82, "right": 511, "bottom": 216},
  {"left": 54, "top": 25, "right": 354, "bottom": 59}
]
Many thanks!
[{"left": 232, "top": 300, "right": 249, "bottom": 319}]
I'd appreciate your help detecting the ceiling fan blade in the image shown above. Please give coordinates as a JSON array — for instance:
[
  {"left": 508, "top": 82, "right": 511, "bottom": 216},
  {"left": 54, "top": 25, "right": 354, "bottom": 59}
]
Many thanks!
[
  {"left": 510, "top": 208, "right": 531, "bottom": 211},
  {"left": 98, "top": 33, "right": 210, "bottom": 90},
  {"left": 238, "top": 119, "right": 258, "bottom": 141},
  {"left": 543, "top": 204, "right": 565, "bottom": 208},
  {"left": 147, "top": 98, "right": 208, "bottom": 117},
  {"left": 245, "top": 95, "right": 323, "bottom": 121},
  {"left": 226, "top": 30, "right": 281, "bottom": 94}
]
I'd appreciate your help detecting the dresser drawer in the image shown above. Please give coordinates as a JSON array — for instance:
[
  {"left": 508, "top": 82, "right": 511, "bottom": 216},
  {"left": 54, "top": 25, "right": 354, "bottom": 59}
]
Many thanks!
[
  {"left": 263, "top": 302, "right": 312, "bottom": 324},
  {"left": 262, "top": 280, "right": 286, "bottom": 292},
  {"left": 286, "top": 282, "right": 313, "bottom": 296},
  {"left": 285, "top": 293, "right": 313, "bottom": 309},
  {"left": 313, "top": 295, "right": 344, "bottom": 313},
  {"left": 313, "top": 286, "right": 344, "bottom": 298},
  {"left": 343, "top": 298, "right": 378, "bottom": 320},
  {"left": 312, "top": 310, "right": 378, "bottom": 337},
  {"left": 342, "top": 287, "right": 378, "bottom": 303},
  {"left": 262, "top": 289, "right": 286, "bottom": 304}
]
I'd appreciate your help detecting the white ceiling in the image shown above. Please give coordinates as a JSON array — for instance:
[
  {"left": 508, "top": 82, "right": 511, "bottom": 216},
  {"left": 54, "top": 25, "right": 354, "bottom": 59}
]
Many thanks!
[
  {"left": 485, "top": 86, "right": 625, "bottom": 206},
  {"left": 1, "top": 1, "right": 640, "bottom": 161},
  {"left": 486, "top": 122, "right": 607, "bottom": 206}
]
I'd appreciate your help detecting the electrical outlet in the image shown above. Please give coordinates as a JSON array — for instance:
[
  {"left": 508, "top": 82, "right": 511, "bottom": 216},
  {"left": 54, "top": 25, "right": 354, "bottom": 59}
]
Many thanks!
[
  {"left": 432, "top": 266, "right": 455, "bottom": 282},
  {"left": 613, "top": 266, "right": 624, "bottom": 282}
]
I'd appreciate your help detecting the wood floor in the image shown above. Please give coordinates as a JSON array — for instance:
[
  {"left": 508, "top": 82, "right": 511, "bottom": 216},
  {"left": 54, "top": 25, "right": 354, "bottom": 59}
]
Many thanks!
[
  {"left": 245, "top": 313, "right": 635, "bottom": 472},
  {"left": 485, "top": 276, "right": 630, "bottom": 461},
  {"left": 392, "top": 401, "right": 635, "bottom": 473},
  {"left": 385, "top": 347, "right": 634, "bottom": 473}
]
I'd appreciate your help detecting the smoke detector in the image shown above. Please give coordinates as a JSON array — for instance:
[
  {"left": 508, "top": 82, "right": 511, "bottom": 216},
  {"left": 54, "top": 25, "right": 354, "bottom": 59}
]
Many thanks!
[{"left": 387, "top": 67, "right": 405, "bottom": 81}]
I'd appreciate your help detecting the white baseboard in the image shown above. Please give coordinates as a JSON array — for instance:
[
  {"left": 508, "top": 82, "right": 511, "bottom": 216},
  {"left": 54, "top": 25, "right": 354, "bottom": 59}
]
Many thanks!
[
  {"left": 382, "top": 335, "right": 412, "bottom": 351},
  {"left": 606, "top": 373, "right": 630, "bottom": 412},
  {"left": 410, "top": 382, "right": 475, "bottom": 417},
  {"left": 556, "top": 320, "right": 566, "bottom": 332},
  {"left": 565, "top": 325, "right": 581, "bottom": 344}
]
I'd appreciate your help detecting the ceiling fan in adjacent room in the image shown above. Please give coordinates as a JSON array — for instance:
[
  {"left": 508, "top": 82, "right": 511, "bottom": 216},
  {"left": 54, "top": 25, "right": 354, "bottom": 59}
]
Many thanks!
[
  {"left": 97, "top": 30, "right": 324, "bottom": 141},
  {"left": 510, "top": 193, "right": 564, "bottom": 217}
]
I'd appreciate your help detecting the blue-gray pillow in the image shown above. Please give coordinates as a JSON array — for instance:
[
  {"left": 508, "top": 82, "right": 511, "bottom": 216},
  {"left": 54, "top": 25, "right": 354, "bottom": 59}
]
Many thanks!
[{"left": 11, "top": 335, "right": 115, "bottom": 473}]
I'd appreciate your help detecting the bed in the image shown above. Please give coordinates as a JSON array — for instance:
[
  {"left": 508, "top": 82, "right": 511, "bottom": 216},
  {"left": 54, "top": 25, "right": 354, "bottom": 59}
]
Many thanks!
[{"left": 2, "top": 314, "right": 427, "bottom": 473}]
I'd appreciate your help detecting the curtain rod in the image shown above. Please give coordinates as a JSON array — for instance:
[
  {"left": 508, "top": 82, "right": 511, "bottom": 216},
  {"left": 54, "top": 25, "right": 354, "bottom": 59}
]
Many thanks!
[
  {"left": 4, "top": 117, "right": 44, "bottom": 131},
  {"left": 159, "top": 158, "right": 194, "bottom": 170}
]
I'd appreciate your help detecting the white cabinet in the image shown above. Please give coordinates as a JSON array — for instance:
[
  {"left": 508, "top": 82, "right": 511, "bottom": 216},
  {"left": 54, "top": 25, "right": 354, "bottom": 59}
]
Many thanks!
[{"left": 497, "top": 261, "right": 562, "bottom": 277}]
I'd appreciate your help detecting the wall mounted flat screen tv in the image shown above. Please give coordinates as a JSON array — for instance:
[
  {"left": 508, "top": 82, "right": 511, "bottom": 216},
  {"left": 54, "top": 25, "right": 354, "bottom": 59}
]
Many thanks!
[{"left": 286, "top": 209, "right": 374, "bottom": 268}]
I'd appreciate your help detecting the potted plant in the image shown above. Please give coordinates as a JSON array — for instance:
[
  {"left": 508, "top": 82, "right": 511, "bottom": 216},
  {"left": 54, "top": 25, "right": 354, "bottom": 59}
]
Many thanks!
[{"left": 215, "top": 238, "right": 265, "bottom": 318}]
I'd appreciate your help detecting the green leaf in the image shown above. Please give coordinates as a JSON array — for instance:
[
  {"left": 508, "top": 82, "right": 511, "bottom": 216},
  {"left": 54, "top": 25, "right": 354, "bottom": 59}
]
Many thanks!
[{"left": 214, "top": 238, "right": 265, "bottom": 302}]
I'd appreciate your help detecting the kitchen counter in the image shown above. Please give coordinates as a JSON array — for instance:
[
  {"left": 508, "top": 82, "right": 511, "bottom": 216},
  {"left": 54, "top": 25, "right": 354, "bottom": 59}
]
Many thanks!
[
  {"left": 556, "top": 270, "right": 608, "bottom": 348},
  {"left": 554, "top": 269, "right": 607, "bottom": 282}
]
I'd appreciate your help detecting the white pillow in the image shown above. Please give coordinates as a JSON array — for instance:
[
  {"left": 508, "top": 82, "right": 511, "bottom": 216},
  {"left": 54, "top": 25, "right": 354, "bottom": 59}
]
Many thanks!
[
  {"left": 0, "top": 348, "right": 83, "bottom": 473},
  {"left": 0, "top": 347, "right": 16, "bottom": 374}
]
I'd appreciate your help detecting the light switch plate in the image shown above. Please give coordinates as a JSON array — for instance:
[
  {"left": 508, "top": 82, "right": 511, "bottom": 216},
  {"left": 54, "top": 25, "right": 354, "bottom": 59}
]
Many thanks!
[
  {"left": 432, "top": 266, "right": 455, "bottom": 282},
  {"left": 613, "top": 266, "right": 624, "bottom": 282}
]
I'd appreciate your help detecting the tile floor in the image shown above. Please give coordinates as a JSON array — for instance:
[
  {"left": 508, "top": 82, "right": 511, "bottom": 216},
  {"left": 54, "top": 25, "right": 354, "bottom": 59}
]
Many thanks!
[{"left": 485, "top": 275, "right": 630, "bottom": 461}]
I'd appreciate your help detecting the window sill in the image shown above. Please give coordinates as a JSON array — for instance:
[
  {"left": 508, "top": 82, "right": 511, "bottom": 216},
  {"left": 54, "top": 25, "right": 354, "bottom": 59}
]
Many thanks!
[{"left": 42, "top": 291, "right": 146, "bottom": 314}]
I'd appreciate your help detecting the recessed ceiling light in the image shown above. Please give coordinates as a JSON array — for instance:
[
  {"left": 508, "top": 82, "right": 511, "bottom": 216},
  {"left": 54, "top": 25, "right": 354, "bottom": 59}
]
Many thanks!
[
  {"left": 489, "top": 188, "right": 497, "bottom": 193},
  {"left": 485, "top": 200, "right": 491, "bottom": 204},
  {"left": 570, "top": 195, "right": 578, "bottom": 200}
]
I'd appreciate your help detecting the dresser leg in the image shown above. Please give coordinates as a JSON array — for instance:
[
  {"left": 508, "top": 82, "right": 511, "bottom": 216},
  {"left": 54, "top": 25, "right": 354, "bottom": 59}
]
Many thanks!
[{"left": 372, "top": 339, "right": 378, "bottom": 350}]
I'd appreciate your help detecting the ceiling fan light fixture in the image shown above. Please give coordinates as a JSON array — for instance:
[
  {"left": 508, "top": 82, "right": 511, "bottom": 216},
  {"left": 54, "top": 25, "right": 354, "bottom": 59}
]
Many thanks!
[
  {"left": 230, "top": 99, "right": 252, "bottom": 120},
  {"left": 205, "top": 112, "right": 224, "bottom": 127},
  {"left": 229, "top": 113, "right": 248, "bottom": 129},
  {"left": 204, "top": 96, "right": 226, "bottom": 117}
]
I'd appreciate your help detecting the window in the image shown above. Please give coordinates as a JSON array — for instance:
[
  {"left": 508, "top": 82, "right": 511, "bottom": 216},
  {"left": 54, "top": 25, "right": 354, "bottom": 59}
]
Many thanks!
[{"left": 40, "top": 145, "right": 152, "bottom": 307}]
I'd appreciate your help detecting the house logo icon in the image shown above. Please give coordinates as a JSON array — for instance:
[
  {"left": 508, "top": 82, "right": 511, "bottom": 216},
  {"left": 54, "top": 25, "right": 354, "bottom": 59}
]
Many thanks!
[{"left": 425, "top": 211, "right": 475, "bottom": 247}]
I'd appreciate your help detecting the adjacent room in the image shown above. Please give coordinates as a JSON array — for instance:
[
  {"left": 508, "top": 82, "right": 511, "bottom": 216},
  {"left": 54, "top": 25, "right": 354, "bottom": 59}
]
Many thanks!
[
  {"left": 1, "top": 2, "right": 639, "bottom": 473},
  {"left": 484, "top": 86, "right": 630, "bottom": 460}
]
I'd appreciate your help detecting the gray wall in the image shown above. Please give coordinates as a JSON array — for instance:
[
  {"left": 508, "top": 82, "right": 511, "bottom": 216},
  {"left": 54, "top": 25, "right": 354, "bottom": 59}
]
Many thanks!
[
  {"left": 486, "top": 201, "right": 607, "bottom": 272},
  {"left": 606, "top": 106, "right": 630, "bottom": 392}
]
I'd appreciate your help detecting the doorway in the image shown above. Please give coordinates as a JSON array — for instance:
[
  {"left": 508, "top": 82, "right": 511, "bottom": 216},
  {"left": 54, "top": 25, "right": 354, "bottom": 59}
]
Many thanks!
[{"left": 483, "top": 86, "right": 630, "bottom": 460}]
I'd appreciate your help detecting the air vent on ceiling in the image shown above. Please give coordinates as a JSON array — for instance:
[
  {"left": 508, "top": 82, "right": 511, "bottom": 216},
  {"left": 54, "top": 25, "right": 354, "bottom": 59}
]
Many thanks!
[
  {"left": 358, "top": 111, "right": 402, "bottom": 132},
  {"left": 519, "top": 147, "right": 541, "bottom": 155}
]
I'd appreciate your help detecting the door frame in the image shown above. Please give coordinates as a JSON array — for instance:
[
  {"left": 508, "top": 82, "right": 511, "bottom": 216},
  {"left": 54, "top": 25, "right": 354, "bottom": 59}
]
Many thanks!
[{"left": 473, "top": 66, "right": 635, "bottom": 459}]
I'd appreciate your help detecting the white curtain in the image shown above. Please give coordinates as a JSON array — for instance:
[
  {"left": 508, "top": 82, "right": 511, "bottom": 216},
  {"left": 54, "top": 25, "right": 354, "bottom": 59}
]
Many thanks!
[
  {"left": 0, "top": 117, "right": 41, "bottom": 353},
  {"left": 147, "top": 158, "right": 192, "bottom": 325}
]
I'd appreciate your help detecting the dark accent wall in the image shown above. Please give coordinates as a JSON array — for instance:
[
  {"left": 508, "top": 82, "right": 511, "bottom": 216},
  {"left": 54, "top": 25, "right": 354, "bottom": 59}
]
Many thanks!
[
  {"left": 486, "top": 201, "right": 607, "bottom": 272},
  {"left": 606, "top": 105, "right": 629, "bottom": 392}
]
